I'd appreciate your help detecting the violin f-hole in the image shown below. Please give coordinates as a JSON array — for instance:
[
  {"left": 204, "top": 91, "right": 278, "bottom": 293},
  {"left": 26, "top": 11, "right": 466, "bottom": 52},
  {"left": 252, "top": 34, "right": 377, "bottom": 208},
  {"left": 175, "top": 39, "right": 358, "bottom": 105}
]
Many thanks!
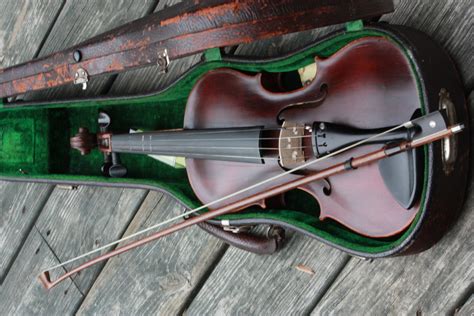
[
  {"left": 322, "top": 178, "right": 332, "bottom": 196},
  {"left": 276, "top": 84, "right": 328, "bottom": 124}
]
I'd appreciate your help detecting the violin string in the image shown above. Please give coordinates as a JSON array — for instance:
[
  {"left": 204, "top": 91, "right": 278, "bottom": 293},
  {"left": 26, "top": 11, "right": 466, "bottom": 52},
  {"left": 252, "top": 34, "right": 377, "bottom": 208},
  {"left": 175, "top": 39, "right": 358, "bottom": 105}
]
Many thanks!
[
  {"left": 119, "top": 145, "right": 314, "bottom": 151},
  {"left": 116, "top": 144, "right": 318, "bottom": 162},
  {"left": 45, "top": 121, "right": 412, "bottom": 273},
  {"left": 119, "top": 134, "right": 315, "bottom": 142},
  {"left": 134, "top": 126, "right": 300, "bottom": 136},
  {"left": 132, "top": 152, "right": 282, "bottom": 161},
  {"left": 142, "top": 153, "right": 312, "bottom": 161}
]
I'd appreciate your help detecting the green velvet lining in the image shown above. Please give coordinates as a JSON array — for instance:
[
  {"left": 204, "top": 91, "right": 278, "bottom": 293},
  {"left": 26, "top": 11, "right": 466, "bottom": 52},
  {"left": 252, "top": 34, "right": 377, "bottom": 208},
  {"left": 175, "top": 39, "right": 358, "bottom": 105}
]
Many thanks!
[
  {"left": 0, "top": 28, "right": 427, "bottom": 254},
  {"left": 345, "top": 20, "right": 364, "bottom": 32},
  {"left": 204, "top": 47, "right": 222, "bottom": 61}
]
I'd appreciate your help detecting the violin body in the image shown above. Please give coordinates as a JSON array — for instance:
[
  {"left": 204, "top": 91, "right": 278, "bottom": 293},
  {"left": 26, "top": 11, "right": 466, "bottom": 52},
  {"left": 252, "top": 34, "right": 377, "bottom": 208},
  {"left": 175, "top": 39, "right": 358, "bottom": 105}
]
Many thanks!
[{"left": 185, "top": 37, "right": 421, "bottom": 237}]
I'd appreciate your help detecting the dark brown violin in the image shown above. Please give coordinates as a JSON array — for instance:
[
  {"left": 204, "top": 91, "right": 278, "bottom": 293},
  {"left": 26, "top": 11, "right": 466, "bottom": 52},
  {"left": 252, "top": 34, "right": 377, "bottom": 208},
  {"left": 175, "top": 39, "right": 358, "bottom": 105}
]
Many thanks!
[
  {"left": 40, "top": 37, "right": 463, "bottom": 289},
  {"left": 72, "top": 37, "right": 423, "bottom": 237}
]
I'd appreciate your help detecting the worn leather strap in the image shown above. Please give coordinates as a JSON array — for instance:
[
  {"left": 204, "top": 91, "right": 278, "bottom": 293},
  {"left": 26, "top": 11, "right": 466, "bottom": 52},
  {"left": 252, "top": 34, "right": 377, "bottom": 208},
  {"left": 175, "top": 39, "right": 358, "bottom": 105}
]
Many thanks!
[
  {"left": 0, "top": 0, "right": 393, "bottom": 98},
  {"left": 198, "top": 222, "right": 285, "bottom": 255}
]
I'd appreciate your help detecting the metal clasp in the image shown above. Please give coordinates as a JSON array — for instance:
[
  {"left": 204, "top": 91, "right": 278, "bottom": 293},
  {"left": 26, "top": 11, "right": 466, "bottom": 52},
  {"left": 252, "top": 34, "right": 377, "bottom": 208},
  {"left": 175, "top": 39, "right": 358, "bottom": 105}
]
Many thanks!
[
  {"left": 439, "top": 88, "right": 458, "bottom": 175},
  {"left": 221, "top": 220, "right": 252, "bottom": 233},
  {"left": 157, "top": 48, "right": 170, "bottom": 73},
  {"left": 74, "top": 68, "right": 89, "bottom": 90},
  {"left": 57, "top": 185, "right": 78, "bottom": 190}
]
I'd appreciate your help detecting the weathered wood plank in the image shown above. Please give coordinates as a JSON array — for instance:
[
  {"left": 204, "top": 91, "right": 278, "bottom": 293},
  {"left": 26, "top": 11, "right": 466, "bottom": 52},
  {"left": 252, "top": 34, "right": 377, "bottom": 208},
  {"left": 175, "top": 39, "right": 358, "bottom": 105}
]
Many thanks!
[
  {"left": 311, "top": 92, "right": 474, "bottom": 315},
  {"left": 0, "top": 228, "right": 83, "bottom": 315},
  {"left": 186, "top": 232, "right": 349, "bottom": 315},
  {"left": 33, "top": 186, "right": 147, "bottom": 294},
  {"left": 77, "top": 192, "right": 226, "bottom": 315},
  {"left": 0, "top": 182, "right": 53, "bottom": 282},
  {"left": 456, "top": 294, "right": 473, "bottom": 316},
  {"left": 24, "top": 0, "right": 158, "bottom": 101},
  {"left": 235, "top": 26, "right": 342, "bottom": 57},
  {"left": 383, "top": 0, "right": 474, "bottom": 91},
  {"left": 108, "top": 0, "right": 203, "bottom": 96},
  {"left": 0, "top": 0, "right": 64, "bottom": 68},
  {"left": 311, "top": 195, "right": 474, "bottom": 315},
  {"left": 0, "top": 0, "right": 62, "bottom": 280}
]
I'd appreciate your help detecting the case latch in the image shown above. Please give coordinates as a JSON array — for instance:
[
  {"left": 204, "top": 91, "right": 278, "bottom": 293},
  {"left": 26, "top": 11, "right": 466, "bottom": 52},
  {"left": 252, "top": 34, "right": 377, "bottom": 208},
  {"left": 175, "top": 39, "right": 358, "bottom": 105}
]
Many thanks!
[
  {"left": 74, "top": 68, "right": 89, "bottom": 90},
  {"left": 157, "top": 48, "right": 170, "bottom": 73}
]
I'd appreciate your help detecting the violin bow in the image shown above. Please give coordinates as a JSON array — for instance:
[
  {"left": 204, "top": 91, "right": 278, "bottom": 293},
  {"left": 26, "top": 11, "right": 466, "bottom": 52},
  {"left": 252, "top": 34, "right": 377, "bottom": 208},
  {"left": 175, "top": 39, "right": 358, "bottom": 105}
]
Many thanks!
[{"left": 38, "top": 111, "right": 463, "bottom": 290}]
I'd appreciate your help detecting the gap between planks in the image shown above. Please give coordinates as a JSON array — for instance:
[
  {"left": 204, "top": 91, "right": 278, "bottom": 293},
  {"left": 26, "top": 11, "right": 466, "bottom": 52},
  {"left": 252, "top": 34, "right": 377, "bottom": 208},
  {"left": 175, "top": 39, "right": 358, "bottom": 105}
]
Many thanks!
[
  {"left": 0, "top": 184, "right": 55, "bottom": 284},
  {"left": 31, "top": 0, "right": 67, "bottom": 61}
]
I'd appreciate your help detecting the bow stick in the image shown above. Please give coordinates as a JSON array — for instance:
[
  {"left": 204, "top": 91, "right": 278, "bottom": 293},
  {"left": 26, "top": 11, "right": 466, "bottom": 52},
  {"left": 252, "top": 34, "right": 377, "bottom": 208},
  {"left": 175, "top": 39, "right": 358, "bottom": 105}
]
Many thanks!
[{"left": 38, "top": 111, "right": 463, "bottom": 290}]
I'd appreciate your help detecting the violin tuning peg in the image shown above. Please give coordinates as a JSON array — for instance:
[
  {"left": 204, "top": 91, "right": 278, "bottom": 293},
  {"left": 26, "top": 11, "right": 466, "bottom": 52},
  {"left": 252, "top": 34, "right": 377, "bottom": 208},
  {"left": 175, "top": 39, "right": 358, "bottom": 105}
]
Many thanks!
[
  {"left": 101, "top": 161, "right": 113, "bottom": 176},
  {"left": 108, "top": 153, "right": 127, "bottom": 178},
  {"left": 108, "top": 164, "right": 127, "bottom": 178},
  {"left": 98, "top": 112, "right": 111, "bottom": 131}
]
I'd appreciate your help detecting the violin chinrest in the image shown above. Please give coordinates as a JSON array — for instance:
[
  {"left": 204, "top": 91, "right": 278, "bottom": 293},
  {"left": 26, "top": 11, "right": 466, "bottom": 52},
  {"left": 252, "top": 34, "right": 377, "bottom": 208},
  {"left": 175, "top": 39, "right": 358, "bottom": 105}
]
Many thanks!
[{"left": 379, "top": 148, "right": 421, "bottom": 209}]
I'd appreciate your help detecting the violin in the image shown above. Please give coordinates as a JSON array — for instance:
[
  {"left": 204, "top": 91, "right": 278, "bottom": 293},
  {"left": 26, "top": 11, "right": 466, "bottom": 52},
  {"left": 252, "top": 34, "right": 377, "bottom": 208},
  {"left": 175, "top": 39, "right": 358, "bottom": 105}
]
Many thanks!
[{"left": 40, "top": 37, "right": 463, "bottom": 289}]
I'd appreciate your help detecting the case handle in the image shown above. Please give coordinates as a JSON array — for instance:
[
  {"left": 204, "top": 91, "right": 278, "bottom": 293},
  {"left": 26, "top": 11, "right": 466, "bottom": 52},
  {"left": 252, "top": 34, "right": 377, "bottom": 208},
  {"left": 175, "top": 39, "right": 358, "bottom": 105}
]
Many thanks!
[{"left": 198, "top": 222, "right": 285, "bottom": 255}]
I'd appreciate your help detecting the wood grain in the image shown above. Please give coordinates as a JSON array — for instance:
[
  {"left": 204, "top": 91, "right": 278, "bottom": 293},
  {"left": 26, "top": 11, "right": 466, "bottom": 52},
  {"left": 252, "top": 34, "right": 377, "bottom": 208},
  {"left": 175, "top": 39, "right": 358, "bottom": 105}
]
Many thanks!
[
  {"left": 0, "top": 182, "right": 53, "bottom": 281},
  {"left": 311, "top": 92, "right": 474, "bottom": 315},
  {"left": 108, "top": 0, "right": 203, "bottom": 96},
  {"left": 186, "top": 232, "right": 349, "bottom": 315},
  {"left": 33, "top": 186, "right": 147, "bottom": 294},
  {"left": 76, "top": 192, "right": 226, "bottom": 315},
  {"left": 311, "top": 192, "right": 474, "bottom": 315},
  {"left": 235, "top": 26, "right": 342, "bottom": 57},
  {"left": 0, "top": 0, "right": 61, "bottom": 281},
  {"left": 23, "top": 0, "right": 158, "bottom": 101},
  {"left": 383, "top": 0, "right": 474, "bottom": 91},
  {"left": 0, "top": 0, "right": 64, "bottom": 68},
  {"left": 0, "top": 228, "right": 83, "bottom": 315}
]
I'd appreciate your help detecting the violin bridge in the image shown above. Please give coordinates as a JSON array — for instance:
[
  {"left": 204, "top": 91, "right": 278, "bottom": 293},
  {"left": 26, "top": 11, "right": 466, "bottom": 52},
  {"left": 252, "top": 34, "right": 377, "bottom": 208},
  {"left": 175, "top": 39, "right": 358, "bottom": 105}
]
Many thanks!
[{"left": 278, "top": 122, "right": 306, "bottom": 168}]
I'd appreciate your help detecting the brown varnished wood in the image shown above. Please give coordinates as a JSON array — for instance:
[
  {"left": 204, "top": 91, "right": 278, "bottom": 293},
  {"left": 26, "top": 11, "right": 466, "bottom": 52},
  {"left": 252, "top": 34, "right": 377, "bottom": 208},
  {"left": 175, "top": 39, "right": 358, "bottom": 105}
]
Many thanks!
[{"left": 184, "top": 37, "right": 421, "bottom": 237}]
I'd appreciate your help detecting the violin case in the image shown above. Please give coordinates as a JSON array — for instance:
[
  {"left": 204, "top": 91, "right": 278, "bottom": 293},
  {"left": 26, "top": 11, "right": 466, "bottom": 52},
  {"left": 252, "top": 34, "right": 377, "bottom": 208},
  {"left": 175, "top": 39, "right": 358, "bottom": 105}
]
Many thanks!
[{"left": 0, "top": 0, "right": 469, "bottom": 259}]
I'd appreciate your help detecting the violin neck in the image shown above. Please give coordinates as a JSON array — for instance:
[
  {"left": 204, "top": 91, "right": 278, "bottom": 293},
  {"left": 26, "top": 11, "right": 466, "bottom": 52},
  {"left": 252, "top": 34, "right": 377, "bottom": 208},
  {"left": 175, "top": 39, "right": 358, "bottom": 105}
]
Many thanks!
[{"left": 109, "top": 127, "right": 265, "bottom": 164}]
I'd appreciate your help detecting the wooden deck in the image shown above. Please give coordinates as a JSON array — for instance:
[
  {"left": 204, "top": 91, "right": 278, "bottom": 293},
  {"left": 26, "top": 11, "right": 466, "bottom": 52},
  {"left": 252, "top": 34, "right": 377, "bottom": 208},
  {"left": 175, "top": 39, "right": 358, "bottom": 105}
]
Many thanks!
[{"left": 0, "top": 0, "right": 473, "bottom": 314}]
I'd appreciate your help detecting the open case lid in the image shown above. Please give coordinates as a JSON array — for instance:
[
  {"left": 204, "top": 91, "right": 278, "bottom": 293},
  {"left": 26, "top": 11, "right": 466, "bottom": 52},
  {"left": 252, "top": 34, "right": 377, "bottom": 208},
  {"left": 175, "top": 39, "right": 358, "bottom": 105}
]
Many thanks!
[{"left": 0, "top": 0, "right": 393, "bottom": 99}]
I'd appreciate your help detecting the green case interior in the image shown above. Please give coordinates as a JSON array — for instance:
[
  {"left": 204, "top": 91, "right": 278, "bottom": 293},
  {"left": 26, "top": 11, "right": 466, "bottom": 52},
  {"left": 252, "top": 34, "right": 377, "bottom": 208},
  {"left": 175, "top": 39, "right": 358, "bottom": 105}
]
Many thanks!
[{"left": 0, "top": 24, "right": 426, "bottom": 254}]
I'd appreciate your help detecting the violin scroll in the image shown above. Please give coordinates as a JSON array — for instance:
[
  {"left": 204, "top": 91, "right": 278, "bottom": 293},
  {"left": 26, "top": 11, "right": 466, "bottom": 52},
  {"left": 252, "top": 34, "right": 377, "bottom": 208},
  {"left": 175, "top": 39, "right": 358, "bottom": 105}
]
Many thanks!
[{"left": 70, "top": 127, "right": 97, "bottom": 155}]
